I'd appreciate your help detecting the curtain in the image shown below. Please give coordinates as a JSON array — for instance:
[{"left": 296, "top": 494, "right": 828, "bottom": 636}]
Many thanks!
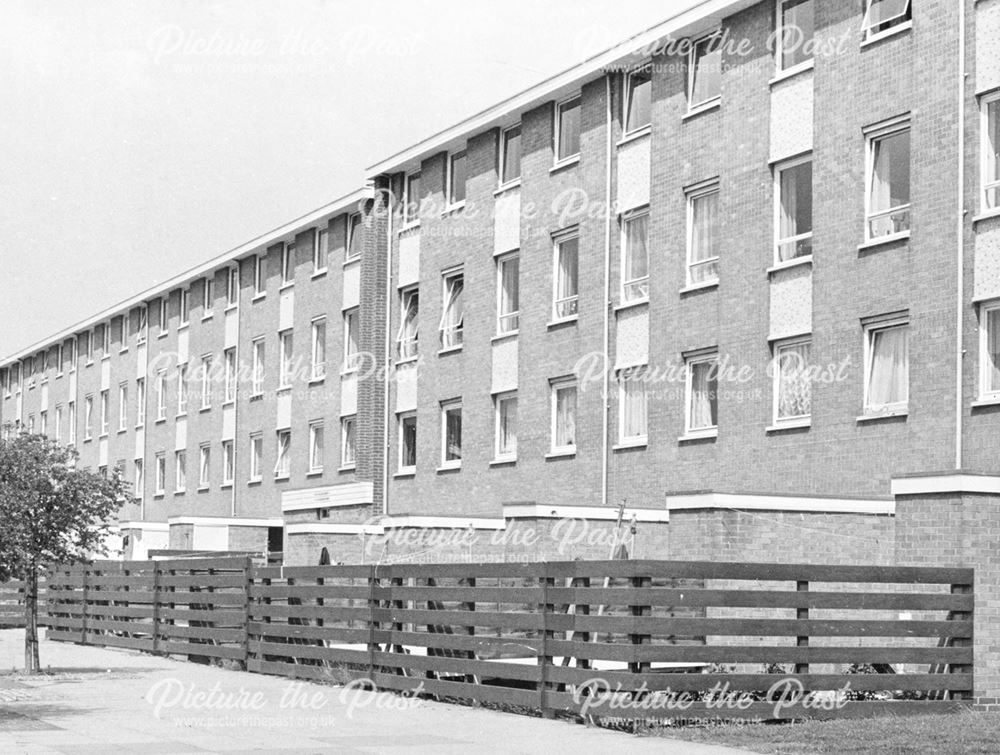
[
  {"left": 778, "top": 343, "right": 812, "bottom": 419},
  {"left": 398, "top": 292, "right": 419, "bottom": 356},
  {"left": 989, "top": 309, "right": 1000, "bottom": 393},
  {"left": 689, "top": 362, "right": 718, "bottom": 429},
  {"left": 690, "top": 192, "right": 719, "bottom": 282},
  {"left": 556, "top": 387, "right": 576, "bottom": 447},
  {"left": 499, "top": 398, "right": 517, "bottom": 455},
  {"left": 558, "top": 239, "right": 579, "bottom": 309},
  {"left": 870, "top": 130, "right": 910, "bottom": 234},
  {"left": 625, "top": 215, "right": 649, "bottom": 296},
  {"left": 446, "top": 409, "right": 462, "bottom": 461},
  {"left": 622, "top": 375, "right": 648, "bottom": 438},
  {"left": 990, "top": 101, "right": 1000, "bottom": 207},
  {"left": 275, "top": 433, "right": 290, "bottom": 476},
  {"left": 402, "top": 418, "right": 417, "bottom": 467},
  {"left": 441, "top": 277, "right": 464, "bottom": 347},
  {"left": 500, "top": 257, "right": 519, "bottom": 324},
  {"left": 342, "top": 420, "right": 355, "bottom": 465},
  {"left": 779, "top": 162, "right": 812, "bottom": 261},
  {"left": 692, "top": 39, "right": 721, "bottom": 105},
  {"left": 868, "top": 327, "right": 908, "bottom": 408}
]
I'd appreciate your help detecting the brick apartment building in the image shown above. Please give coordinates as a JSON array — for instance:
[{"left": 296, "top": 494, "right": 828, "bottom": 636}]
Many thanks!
[{"left": 2, "top": 0, "right": 1000, "bottom": 570}]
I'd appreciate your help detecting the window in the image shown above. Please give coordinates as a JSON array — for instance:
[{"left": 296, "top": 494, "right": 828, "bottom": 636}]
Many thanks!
[
  {"left": 776, "top": 0, "right": 814, "bottom": 72},
  {"left": 224, "top": 348, "right": 236, "bottom": 402},
  {"left": 311, "top": 317, "right": 327, "bottom": 380},
  {"left": 282, "top": 242, "right": 295, "bottom": 284},
  {"left": 347, "top": 213, "right": 363, "bottom": 260},
  {"left": 55, "top": 344, "right": 63, "bottom": 377},
  {"left": 279, "top": 331, "right": 293, "bottom": 388},
  {"left": 495, "top": 253, "right": 520, "bottom": 334},
  {"left": 688, "top": 32, "right": 722, "bottom": 110},
  {"left": 252, "top": 338, "right": 265, "bottom": 395},
  {"left": 54, "top": 405, "right": 62, "bottom": 443},
  {"left": 202, "top": 275, "right": 214, "bottom": 317},
  {"left": 550, "top": 378, "right": 577, "bottom": 453},
  {"left": 121, "top": 314, "right": 131, "bottom": 350},
  {"left": 227, "top": 264, "right": 240, "bottom": 307},
  {"left": 101, "top": 323, "right": 110, "bottom": 357},
  {"left": 447, "top": 151, "right": 467, "bottom": 206},
  {"left": 175, "top": 450, "right": 187, "bottom": 493},
  {"left": 313, "top": 227, "right": 328, "bottom": 274},
  {"left": 155, "top": 453, "right": 165, "bottom": 495},
  {"left": 118, "top": 383, "right": 128, "bottom": 432},
  {"left": 981, "top": 303, "right": 1000, "bottom": 400},
  {"left": 250, "top": 433, "right": 263, "bottom": 482},
  {"left": 179, "top": 288, "right": 190, "bottom": 326},
  {"left": 343, "top": 308, "right": 361, "bottom": 371},
  {"left": 254, "top": 254, "right": 266, "bottom": 296},
  {"left": 27, "top": 414, "right": 34, "bottom": 435},
  {"left": 625, "top": 66, "right": 652, "bottom": 134},
  {"left": 494, "top": 392, "right": 517, "bottom": 461},
  {"left": 68, "top": 401, "right": 76, "bottom": 444},
  {"left": 686, "top": 180, "right": 720, "bottom": 285},
  {"left": 862, "top": 0, "right": 911, "bottom": 39},
  {"left": 200, "top": 355, "right": 213, "bottom": 409},
  {"left": 82, "top": 331, "right": 94, "bottom": 365},
  {"left": 397, "top": 288, "right": 419, "bottom": 359},
  {"left": 440, "top": 271, "right": 464, "bottom": 349},
  {"left": 440, "top": 400, "right": 462, "bottom": 468},
  {"left": 775, "top": 155, "right": 813, "bottom": 262},
  {"left": 39, "top": 410, "right": 46, "bottom": 436},
  {"left": 177, "top": 365, "right": 187, "bottom": 415},
  {"left": 773, "top": 339, "right": 812, "bottom": 426},
  {"left": 500, "top": 124, "right": 522, "bottom": 185},
  {"left": 618, "top": 369, "right": 649, "bottom": 444},
  {"left": 222, "top": 440, "right": 234, "bottom": 485},
  {"left": 136, "top": 379, "right": 145, "bottom": 427},
  {"left": 69, "top": 338, "right": 77, "bottom": 371},
  {"left": 137, "top": 306, "right": 148, "bottom": 344},
  {"left": 199, "top": 444, "right": 211, "bottom": 488},
  {"left": 134, "top": 459, "right": 144, "bottom": 501},
  {"left": 308, "top": 421, "right": 325, "bottom": 473},
  {"left": 340, "top": 416, "right": 356, "bottom": 468},
  {"left": 84, "top": 395, "right": 93, "bottom": 439},
  {"left": 622, "top": 210, "right": 650, "bottom": 302},
  {"left": 399, "top": 412, "right": 417, "bottom": 472},
  {"left": 982, "top": 90, "right": 1000, "bottom": 211},
  {"left": 864, "top": 318, "right": 909, "bottom": 415},
  {"left": 865, "top": 117, "right": 911, "bottom": 240},
  {"left": 158, "top": 298, "right": 169, "bottom": 334},
  {"left": 553, "top": 232, "right": 579, "bottom": 320},
  {"left": 156, "top": 370, "right": 166, "bottom": 420},
  {"left": 555, "top": 96, "right": 581, "bottom": 162},
  {"left": 275, "top": 430, "right": 291, "bottom": 479},
  {"left": 404, "top": 172, "right": 422, "bottom": 225},
  {"left": 685, "top": 352, "right": 719, "bottom": 436}
]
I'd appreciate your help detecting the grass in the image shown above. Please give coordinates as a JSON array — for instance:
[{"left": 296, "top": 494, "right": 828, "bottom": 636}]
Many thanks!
[{"left": 644, "top": 712, "right": 1000, "bottom": 754}]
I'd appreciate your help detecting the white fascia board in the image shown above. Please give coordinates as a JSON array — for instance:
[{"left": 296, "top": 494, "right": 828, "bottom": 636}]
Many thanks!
[
  {"left": 503, "top": 503, "right": 671, "bottom": 523},
  {"left": 166, "top": 516, "right": 284, "bottom": 528},
  {"left": 665, "top": 493, "right": 895, "bottom": 515},
  {"left": 382, "top": 516, "right": 506, "bottom": 530},
  {"left": 286, "top": 522, "right": 385, "bottom": 536},
  {"left": 118, "top": 520, "right": 170, "bottom": 532},
  {"left": 890, "top": 474, "right": 1000, "bottom": 496},
  {"left": 365, "top": 0, "right": 752, "bottom": 177},
  {"left": 0, "top": 186, "right": 374, "bottom": 368}
]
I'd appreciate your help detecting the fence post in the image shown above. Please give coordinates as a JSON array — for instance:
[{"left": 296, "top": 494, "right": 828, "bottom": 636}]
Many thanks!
[
  {"left": 539, "top": 564, "right": 554, "bottom": 719},
  {"left": 80, "top": 567, "right": 89, "bottom": 645},
  {"left": 950, "top": 580, "right": 974, "bottom": 702},
  {"left": 630, "top": 569, "right": 651, "bottom": 675},
  {"left": 242, "top": 556, "right": 253, "bottom": 667},
  {"left": 367, "top": 563, "right": 378, "bottom": 684},
  {"left": 152, "top": 561, "right": 161, "bottom": 655},
  {"left": 795, "top": 580, "right": 809, "bottom": 676}
]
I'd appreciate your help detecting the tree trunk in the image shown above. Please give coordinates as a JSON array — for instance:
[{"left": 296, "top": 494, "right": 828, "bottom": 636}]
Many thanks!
[{"left": 23, "top": 566, "right": 40, "bottom": 674}]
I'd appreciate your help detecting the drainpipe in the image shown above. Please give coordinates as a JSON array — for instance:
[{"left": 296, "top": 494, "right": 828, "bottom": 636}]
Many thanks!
[
  {"left": 955, "top": 0, "right": 966, "bottom": 471},
  {"left": 602, "top": 73, "right": 613, "bottom": 509},
  {"left": 382, "top": 179, "right": 394, "bottom": 515}
]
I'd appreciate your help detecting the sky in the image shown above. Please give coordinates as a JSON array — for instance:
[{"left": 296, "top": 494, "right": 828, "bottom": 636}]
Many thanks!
[{"left": 0, "top": 0, "right": 686, "bottom": 359}]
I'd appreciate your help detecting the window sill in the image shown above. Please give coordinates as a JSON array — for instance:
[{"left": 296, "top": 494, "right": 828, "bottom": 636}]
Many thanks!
[
  {"left": 279, "top": 282, "right": 294, "bottom": 292},
  {"left": 399, "top": 221, "right": 421, "bottom": 234},
  {"left": 547, "top": 316, "right": 579, "bottom": 329},
  {"left": 99, "top": 433, "right": 108, "bottom": 440},
  {"left": 157, "top": 331, "right": 169, "bottom": 340},
  {"left": 153, "top": 493, "right": 164, "bottom": 499},
  {"left": 197, "top": 486, "right": 209, "bottom": 492},
  {"left": 308, "top": 376, "right": 326, "bottom": 385},
  {"left": 119, "top": 347, "right": 129, "bottom": 355},
  {"left": 436, "top": 464, "right": 462, "bottom": 473},
  {"left": 442, "top": 201, "right": 466, "bottom": 216},
  {"left": 858, "top": 231, "right": 910, "bottom": 252},
  {"left": 438, "top": 346, "right": 463, "bottom": 356},
  {"left": 341, "top": 366, "right": 361, "bottom": 377},
  {"left": 177, "top": 324, "right": 190, "bottom": 332},
  {"left": 489, "top": 457, "right": 517, "bottom": 467},
  {"left": 201, "top": 313, "right": 213, "bottom": 322},
  {"left": 491, "top": 331, "right": 518, "bottom": 343},
  {"left": 614, "top": 298, "right": 649, "bottom": 314},
  {"left": 680, "top": 280, "right": 719, "bottom": 295},
  {"left": 617, "top": 126, "right": 652, "bottom": 148},
  {"left": 222, "top": 400, "right": 235, "bottom": 408},
  {"left": 135, "top": 423, "right": 144, "bottom": 431},
  {"left": 311, "top": 268, "right": 328, "bottom": 280},
  {"left": 550, "top": 155, "right": 580, "bottom": 174},
  {"left": 249, "top": 392, "right": 264, "bottom": 402},
  {"left": 101, "top": 355, "right": 111, "bottom": 362},
  {"left": 395, "top": 356, "right": 419, "bottom": 366},
  {"left": 861, "top": 21, "right": 912, "bottom": 50},
  {"left": 199, "top": 406, "right": 212, "bottom": 413},
  {"left": 274, "top": 475, "right": 290, "bottom": 482},
  {"left": 613, "top": 439, "right": 648, "bottom": 451},
  {"left": 971, "top": 396, "right": 1000, "bottom": 409},
  {"left": 225, "top": 303, "right": 238, "bottom": 313},
  {"left": 856, "top": 410, "right": 908, "bottom": 423},
  {"left": 221, "top": 483, "right": 233, "bottom": 489},
  {"left": 248, "top": 478, "right": 262, "bottom": 486},
  {"left": 678, "top": 430, "right": 718, "bottom": 443},
  {"left": 307, "top": 470, "right": 324, "bottom": 477},
  {"left": 494, "top": 179, "right": 522, "bottom": 196},
  {"left": 339, "top": 464, "right": 357, "bottom": 473},
  {"left": 344, "top": 255, "right": 361, "bottom": 267},
  {"left": 252, "top": 293, "right": 266, "bottom": 303},
  {"left": 973, "top": 208, "right": 1000, "bottom": 226},
  {"left": 545, "top": 449, "right": 576, "bottom": 460},
  {"left": 117, "top": 427, "right": 127, "bottom": 435},
  {"left": 394, "top": 470, "right": 416, "bottom": 479},
  {"left": 155, "top": 418, "right": 166, "bottom": 425},
  {"left": 766, "top": 419, "right": 811, "bottom": 434},
  {"left": 767, "top": 256, "right": 812, "bottom": 276},
  {"left": 276, "top": 386, "right": 292, "bottom": 394},
  {"left": 768, "top": 59, "right": 814, "bottom": 87},
  {"left": 683, "top": 98, "right": 721, "bottom": 120},
  {"left": 174, "top": 490, "right": 186, "bottom": 496}
]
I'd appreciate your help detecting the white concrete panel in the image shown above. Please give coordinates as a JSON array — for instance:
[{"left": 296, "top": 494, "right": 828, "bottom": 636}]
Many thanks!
[
  {"left": 222, "top": 404, "right": 236, "bottom": 440},
  {"left": 491, "top": 336, "right": 518, "bottom": 393},
  {"left": 175, "top": 416, "right": 187, "bottom": 451},
  {"left": 69, "top": 371, "right": 77, "bottom": 396},
  {"left": 769, "top": 71, "right": 813, "bottom": 161},
  {"left": 100, "top": 358, "right": 111, "bottom": 391},
  {"left": 395, "top": 361, "right": 418, "bottom": 412},
  {"left": 341, "top": 372, "right": 358, "bottom": 416},
  {"left": 134, "top": 427, "right": 144, "bottom": 459},
  {"left": 192, "top": 524, "right": 229, "bottom": 551},
  {"left": 975, "top": 225, "right": 1000, "bottom": 301},
  {"left": 978, "top": 0, "right": 1000, "bottom": 92},
  {"left": 224, "top": 309, "right": 239, "bottom": 348},
  {"left": 617, "top": 135, "right": 651, "bottom": 212},
  {"left": 276, "top": 391, "right": 292, "bottom": 429},
  {"left": 99, "top": 437, "right": 108, "bottom": 467},
  {"left": 135, "top": 344, "right": 147, "bottom": 379},
  {"left": 342, "top": 260, "right": 361, "bottom": 310},
  {"left": 494, "top": 188, "right": 521, "bottom": 253},
  {"left": 398, "top": 231, "right": 421, "bottom": 287},
  {"left": 40, "top": 383, "right": 49, "bottom": 412},
  {"left": 281, "top": 481, "right": 375, "bottom": 512},
  {"left": 279, "top": 288, "right": 295, "bottom": 331},
  {"left": 177, "top": 328, "right": 189, "bottom": 365},
  {"left": 769, "top": 264, "right": 813, "bottom": 340},
  {"left": 615, "top": 305, "right": 649, "bottom": 369}
]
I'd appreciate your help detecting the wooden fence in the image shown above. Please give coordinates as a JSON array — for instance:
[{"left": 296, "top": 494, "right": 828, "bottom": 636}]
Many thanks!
[
  {"left": 30, "top": 558, "right": 978, "bottom": 720},
  {"left": 0, "top": 579, "right": 27, "bottom": 628}
]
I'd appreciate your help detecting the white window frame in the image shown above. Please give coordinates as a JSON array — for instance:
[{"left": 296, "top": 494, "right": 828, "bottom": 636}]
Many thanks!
[
  {"left": 499, "top": 123, "right": 522, "bottom": 187},
  {"left": 398, "top": 412, "right": 417, "bottom": 473},
  {"left": 346, "top": 213, "right": 363, "bottom": 261},
  {"left": 279, "top": 330, "right": 294, "bottom": 389},
  {"left": 552, "top": 230, "right": 580, "bottom": 322},
  {"left": 311, "top": 317, "right": 327, "bottom": 380},
  {"left": 496, "top": 252, "right": 520, "bottom": 335},
  {"left": 137, "top": 306, "right": 148, "bottom": 344},
  {"left": 68, "top": 400, "right": 76, "bottom": 444},
  {"left": 199, "top": 443, "right": 211, "bottom": 489},
  {"left": 687, "top": 30, "right": 722, "bottom": 112},
  {"left": 980, "top": 301, "right": 1000, "bottom": 401},
  {"left": 101, "top": 322, "right": 111, "bottom": 357},
  {"left": 624, "top": 65, "right": 652, "bottom": 136},
  {"left": 684, "top": 351, "right": 719, "bottom": 438},
  {"left": 69, "top": 337, "right": 77, "bottom": 372},
  {"left": 617, "top": 368, "right": 649, "bottom": 445},
  {"left": 54, "top": 404, "right": 62, "bottom": 443},
  {"left": 200, "top": 355, "right": 213, "bottom": 409},
  {"left": 439, "top": 269, "right": 464, "bottom": 350},
  {"left": 340, "top": 415, "right": 356, "bottom": 469},
  {"left": 981, "top": 89, "right": 1000, "bottom": 213},
  {"left": 771, "top": 337, "right": 813, "bottom": 428},
  {"left": 120, "top": 314, "right": 130, "bottom": 352},
  {"left": 343, "top": 307, "right": 361, "bottom": 372},
  {"left": 252, "top": 338, "right": 265, "bottom": 396},
  {"left": 621, "top": 208, "right": 650, "bottom": 303},
  {"left": 222, "top": 439, "right": 235, "bottom": 486},
  {"left": 685, "top": 179, "right": 721, "bottom": 286},
  {"left": 202, "top": 275, "right": 214, "bottom": 318},
  {"left": 224, "top": 348, "right": 237, "bottom": 403},
  {"left": 134, "top": 459, "right": 144, "bottom": 501},
  {"left": 397, "top": 287, "right": 419, "bottom": 360},
  {"left": 862, "top": 0, "right": 912, "bottom": 41},
  {"left": 249, "top": 432, "right": 263, "bottom": 482},
  {"left": 118, "top": 382, "right": 128, "bottom": 432},
  {"left": 254, "top": 253, "right": 266, "bottom": 297},
  {"left": 135, "top": 379, "right": 145, "bottom": 428},
  {"left": 308, "top": 420, "right": 325, "bottom": 473},
  {"left": 155, "top": 371, "right": 166, "bottom": 421},
  {"left": 55, "top": 343, "right": 64, "bottom": 377},
  {"left": 440, "top": 400, "right": 462, "bottom": 469},
  {"left": 313, "top": 227, "right": 329, "bottom": 275},
  {"left": 158, "top": 297, "right": 169, "bottom": 335},
  {"left": 864, "top": 115, "right": 911, "bottom": 243},
  {"left": 775, "top": 0, "right": 814, "bottom": 75},
  {"left": 179, "top": 288, "right": 190, "bottom": 327},
  {"left": 282, "top": 241, "right": 295, "bottom": 285},
  {"left": 227, "top": 264, "right": 240, "bottom": 307},
  {"left": 773, "top": 153, "right": 814, "bottom": 265},
  {"left": 177, "top": 365, "right": 187, "bottom": 416},
  {"left": 862, "top": 316, "right": 910, "bottom": 417},
  {"left": 493, "top": 391, "right": 517, "bottom": 462},
  {"left": 404, "top": 172, "right": 422, "bottom": 227},
  {"left": 554, "top": 94, "right": 581, "bottom": 164},
  {"left": 446, "top": 150, "right": 467, "bottom": 208},
  {"left": 154, "top": 453, "right": 166, "bottom": 495},
  {"left": 175, "top": 450, "right": 187, "bottom": 493},
  {"left": 274, "top": 429, "right": 291, "bottom": 480},
  {"left": 550, "top": 377, "right": 578, "bottom": 455}
]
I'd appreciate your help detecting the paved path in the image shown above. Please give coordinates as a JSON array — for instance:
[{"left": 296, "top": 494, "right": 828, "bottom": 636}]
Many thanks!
[{"left": 0, "top": 629, "right": 750, "bottom": 754}]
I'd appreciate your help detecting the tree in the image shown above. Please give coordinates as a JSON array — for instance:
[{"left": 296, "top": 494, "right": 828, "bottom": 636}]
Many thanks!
[{"left": 0, "top": 429, "right": 124, "bottom": 673}]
